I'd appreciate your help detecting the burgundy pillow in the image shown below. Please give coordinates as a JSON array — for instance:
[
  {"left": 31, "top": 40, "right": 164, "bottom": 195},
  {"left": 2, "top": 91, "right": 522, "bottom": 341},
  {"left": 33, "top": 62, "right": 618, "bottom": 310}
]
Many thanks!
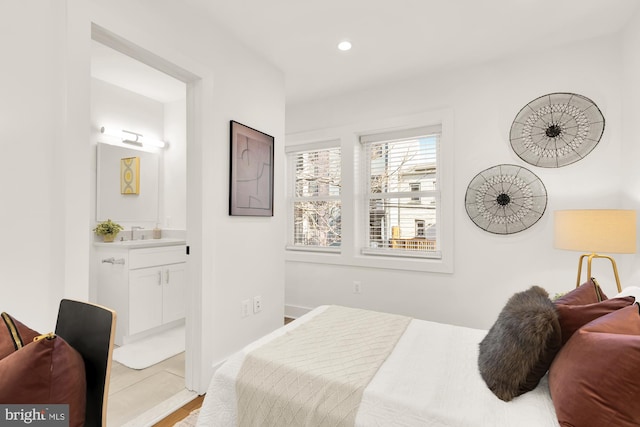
[
  {"left": 0, "top": 334, "right": 86, "bottom": 427},
  {"left": 0, "top": 312, "right": 40, "bottom": 359},
  {"left": 554, "top": 296, "right": 635, "bottom": 344},
  {"left": 554, "top": 278, "right": 607, "bottom": 305},
  {"left": 549, "top": 303, "right": 640, "bottom": 427}
]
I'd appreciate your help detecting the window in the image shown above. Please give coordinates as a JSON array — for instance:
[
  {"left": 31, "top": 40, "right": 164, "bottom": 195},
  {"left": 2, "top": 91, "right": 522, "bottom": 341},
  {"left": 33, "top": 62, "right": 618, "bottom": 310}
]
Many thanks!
[
  {"left": 410, "top": 183, "right": 421, "bottom": 202},
  {"left": 285, "top": 109, "right": 453, "bottom": 273},
  {"left": 361, "top": 125, "right": 441, "bottom": 258},
  {"left": 287, "top": 143, "right": 341, "bottom": 250}
]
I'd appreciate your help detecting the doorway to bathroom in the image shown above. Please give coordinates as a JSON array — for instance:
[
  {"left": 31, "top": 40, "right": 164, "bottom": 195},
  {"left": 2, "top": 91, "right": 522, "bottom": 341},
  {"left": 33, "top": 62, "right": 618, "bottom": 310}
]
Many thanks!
[{"left": 89, "top": 24, "right": 201, "bottom": 425}]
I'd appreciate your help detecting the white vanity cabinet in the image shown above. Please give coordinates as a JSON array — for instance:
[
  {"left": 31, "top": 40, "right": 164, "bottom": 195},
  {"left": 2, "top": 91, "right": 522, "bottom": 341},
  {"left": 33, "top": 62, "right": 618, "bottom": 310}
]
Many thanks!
[
  {"left": 95, "top": 241, "right": 187, "bottom": 345},
  {"left": 128, "top": 262, "right": 186, "bottom": 335}
]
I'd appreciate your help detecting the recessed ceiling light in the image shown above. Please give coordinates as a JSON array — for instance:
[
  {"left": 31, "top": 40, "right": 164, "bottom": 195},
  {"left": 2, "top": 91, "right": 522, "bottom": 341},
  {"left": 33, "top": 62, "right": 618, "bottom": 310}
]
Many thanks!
[{"left": 338, "top": 41, "right": 352, "bottom": 51}]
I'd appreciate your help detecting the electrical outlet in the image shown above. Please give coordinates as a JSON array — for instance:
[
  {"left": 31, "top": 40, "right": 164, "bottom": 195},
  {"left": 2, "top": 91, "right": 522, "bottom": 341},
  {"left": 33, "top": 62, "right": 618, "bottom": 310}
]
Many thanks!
[
  {"left": 241, "top": 299, "right": 251, "bottom": 317},
  {"left": 353, "top": 281, "right": 362, "bottom": 294},
  {"left": 253, "top": 296, "right": 262, "bottom": 313}
]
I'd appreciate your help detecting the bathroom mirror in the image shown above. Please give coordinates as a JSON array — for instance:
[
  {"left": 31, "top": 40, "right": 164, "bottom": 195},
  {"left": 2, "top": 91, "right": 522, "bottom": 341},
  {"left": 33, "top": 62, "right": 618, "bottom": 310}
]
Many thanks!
[{"left": 96, "top": 143, "right": 159, "bottom": 222}]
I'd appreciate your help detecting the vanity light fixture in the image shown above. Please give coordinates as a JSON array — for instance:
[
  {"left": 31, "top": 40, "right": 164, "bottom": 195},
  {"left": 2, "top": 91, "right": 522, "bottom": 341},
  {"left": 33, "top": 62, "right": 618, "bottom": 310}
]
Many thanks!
[
  {"left": 337, "top": 40, "right": 352, "bottom": 51},
  {"left": 100, "top": 126, "right": 167, "bottom": 149}
]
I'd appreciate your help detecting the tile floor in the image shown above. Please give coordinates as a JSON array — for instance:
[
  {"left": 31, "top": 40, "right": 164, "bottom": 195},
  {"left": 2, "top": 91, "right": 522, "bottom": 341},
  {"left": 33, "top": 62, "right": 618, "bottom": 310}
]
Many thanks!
[{"left": 107, "top": 352, "right": 189, "bottom": 426}]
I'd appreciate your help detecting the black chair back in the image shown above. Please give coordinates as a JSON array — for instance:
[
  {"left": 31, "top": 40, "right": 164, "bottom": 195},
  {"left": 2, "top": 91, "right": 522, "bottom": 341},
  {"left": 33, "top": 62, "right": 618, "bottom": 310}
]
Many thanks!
[{"left": 55, "top": 299, "right": 116, "bottom": 427}]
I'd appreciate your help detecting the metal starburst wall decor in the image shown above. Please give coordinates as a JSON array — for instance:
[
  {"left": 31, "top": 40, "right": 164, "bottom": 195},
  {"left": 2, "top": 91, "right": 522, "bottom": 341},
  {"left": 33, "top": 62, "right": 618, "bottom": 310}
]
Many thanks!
[
  {"left": 509, "top": 92, "right": 605, "bottom": 168},
  {"left": 465, "top": 164, "right": 547, "bottom": 235}
]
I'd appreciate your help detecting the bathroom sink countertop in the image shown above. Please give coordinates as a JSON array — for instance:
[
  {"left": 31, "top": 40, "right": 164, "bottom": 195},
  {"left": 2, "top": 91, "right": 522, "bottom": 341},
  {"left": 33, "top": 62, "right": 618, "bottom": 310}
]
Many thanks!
[{"left": 94, "top": 238, "right": 186, "bottom": 249}]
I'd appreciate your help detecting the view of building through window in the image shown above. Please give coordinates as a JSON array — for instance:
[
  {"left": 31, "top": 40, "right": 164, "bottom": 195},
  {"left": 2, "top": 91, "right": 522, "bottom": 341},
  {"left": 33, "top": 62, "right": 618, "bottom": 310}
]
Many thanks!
[
  {"left": 288, "top": 127, "right": 441, "bottom": 258},
  {"left": 291, "top": 147, "right": 341, "bottom": 247},
  {"left": 365, "top": 133, "right": 439, "bottom": 254}
]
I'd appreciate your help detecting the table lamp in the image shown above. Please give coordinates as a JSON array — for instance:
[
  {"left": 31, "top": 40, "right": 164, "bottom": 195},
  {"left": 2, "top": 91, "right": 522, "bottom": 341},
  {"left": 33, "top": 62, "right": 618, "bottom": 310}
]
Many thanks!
[{"left": 554, "top": 209, "right": 636, "bottom": 293}]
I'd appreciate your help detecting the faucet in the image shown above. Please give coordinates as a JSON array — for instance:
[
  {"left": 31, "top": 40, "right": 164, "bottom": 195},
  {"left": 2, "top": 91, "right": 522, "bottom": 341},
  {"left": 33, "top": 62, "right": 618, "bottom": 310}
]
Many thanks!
[{"left": 131, "top": 226, "right": 144, "bottom": 240}]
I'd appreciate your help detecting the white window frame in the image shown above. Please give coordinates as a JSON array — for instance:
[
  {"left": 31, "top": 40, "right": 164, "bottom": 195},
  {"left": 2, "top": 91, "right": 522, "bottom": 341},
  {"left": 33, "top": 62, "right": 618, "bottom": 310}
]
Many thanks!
[
  {"left": 285, "top": 140, "right": 341, "bottom": 253},
  {"left": 285, "top": 109, "right": 453, "bottom": 273},
  {"left": 360, "top": 124, "right": 442, "bottom": 259}
]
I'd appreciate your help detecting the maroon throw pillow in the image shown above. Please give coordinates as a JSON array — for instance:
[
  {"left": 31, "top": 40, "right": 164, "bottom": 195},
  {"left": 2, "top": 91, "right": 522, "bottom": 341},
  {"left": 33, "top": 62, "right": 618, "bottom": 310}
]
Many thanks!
[
  {"left": 555, "top": 297, "right": 635, "bottom": 345},
  {"left": 0, "top": 335, "right": 86, "bottom": 427},
  {"left": 554, "top": 278, "right": 607, "bottom": 306},
  {"left": 0, "top": 312, "right": 40, "bottom": 360},
  {"left": 550, "top": 303, "right": 640, "bottom": 427}
]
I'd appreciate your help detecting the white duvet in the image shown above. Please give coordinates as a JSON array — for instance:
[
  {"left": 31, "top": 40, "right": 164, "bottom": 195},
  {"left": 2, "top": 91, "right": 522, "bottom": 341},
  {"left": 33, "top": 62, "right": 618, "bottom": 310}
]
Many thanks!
[{"left": 197, "top": 306, "right": 559, "bottom": 427}]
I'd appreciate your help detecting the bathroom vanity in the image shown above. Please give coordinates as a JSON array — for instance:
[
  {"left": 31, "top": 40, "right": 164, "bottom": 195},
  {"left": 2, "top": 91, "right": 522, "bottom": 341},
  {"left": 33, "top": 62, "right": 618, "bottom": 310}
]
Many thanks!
[{"left": 95, "top": 239, "right": 187, "bottom": 346}]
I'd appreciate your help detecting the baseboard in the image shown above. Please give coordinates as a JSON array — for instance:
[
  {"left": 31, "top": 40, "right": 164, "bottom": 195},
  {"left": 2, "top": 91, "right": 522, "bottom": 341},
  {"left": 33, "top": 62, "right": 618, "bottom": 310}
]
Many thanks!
[{"left": 285, "top": 304, "right": 313, "bottom": 319}]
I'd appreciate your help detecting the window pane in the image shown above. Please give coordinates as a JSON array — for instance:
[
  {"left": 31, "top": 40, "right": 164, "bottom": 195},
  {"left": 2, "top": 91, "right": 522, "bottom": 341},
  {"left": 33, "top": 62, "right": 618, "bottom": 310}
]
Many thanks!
[
  {"left": 294, "top": 149, "right": 341, "bottom": 197},
  {"left": 364, "top": 131, "right": 440, "bottom": 257},
  {"left": 367, "top": 197, "right": 437, "bottom": 251},
  {"left": 369, "top": 136, "right": 437, "bottom": 193},
  {"left": 293, "top": 201, "right": 341, "bottom": 247},
  {"left": 290, "top": 146, "right": 341, "bottom": 249}
]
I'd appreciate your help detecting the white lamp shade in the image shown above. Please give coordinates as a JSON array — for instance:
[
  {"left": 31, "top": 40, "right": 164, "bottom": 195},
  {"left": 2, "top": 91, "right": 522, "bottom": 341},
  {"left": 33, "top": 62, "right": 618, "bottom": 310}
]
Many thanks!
[{"left": 554, "top": 209, "right": 637, "bottom": 254}]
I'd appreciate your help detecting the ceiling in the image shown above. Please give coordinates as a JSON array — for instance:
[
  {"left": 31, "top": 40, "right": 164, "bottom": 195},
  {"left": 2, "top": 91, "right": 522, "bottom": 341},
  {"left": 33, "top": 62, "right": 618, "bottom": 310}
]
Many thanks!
[{"left": 92, "top": 0, "right": 639, "bottom": 105}]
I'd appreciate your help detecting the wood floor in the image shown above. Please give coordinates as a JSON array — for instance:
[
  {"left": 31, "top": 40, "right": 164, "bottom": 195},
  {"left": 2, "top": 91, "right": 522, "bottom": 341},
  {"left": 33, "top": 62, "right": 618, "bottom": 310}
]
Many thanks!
[{"left": 152, "top": 395, "right": 205, "bottom": 427}]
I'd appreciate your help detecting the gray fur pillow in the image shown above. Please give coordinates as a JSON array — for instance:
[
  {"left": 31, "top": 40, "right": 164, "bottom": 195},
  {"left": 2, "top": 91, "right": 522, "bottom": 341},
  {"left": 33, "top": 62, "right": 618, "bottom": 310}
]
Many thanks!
[{"left": 478, "top": 285, "right": 561, "bottom": 401}]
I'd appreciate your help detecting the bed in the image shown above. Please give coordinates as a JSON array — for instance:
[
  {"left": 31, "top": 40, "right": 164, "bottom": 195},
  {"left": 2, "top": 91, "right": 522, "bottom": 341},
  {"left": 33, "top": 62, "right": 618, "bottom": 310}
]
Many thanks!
[
  {"left": 196, "top": 283, "right": 640, "bottom": 427},
  {"left": 197, "top": 305, "right": 558, "bottom": 426}
]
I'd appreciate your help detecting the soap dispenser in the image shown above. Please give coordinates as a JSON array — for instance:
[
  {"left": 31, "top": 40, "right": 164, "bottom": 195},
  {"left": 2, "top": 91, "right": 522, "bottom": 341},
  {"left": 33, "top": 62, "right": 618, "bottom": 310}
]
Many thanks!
[{"left": 153, "top": 224, "right": 162, "bottom": 239}]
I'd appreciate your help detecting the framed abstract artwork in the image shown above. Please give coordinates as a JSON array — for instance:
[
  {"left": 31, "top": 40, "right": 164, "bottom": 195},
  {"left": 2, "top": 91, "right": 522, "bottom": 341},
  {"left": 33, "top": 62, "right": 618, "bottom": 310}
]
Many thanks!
[
  {"left": 120, "top": 156, "right": 140, "bottom": 195},
  {"left": 229, "top": 120, "right": 274, "bottom": 216}
]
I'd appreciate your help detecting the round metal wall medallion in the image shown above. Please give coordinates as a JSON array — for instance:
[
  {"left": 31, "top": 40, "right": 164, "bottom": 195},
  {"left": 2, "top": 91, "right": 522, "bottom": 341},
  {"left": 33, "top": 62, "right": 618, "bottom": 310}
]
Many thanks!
[
  {"left": 465, "top": 164, "right": 547, "bottom": 235},
  {"left": 509, "top": 92, "right": 605, "bottom": 168}
]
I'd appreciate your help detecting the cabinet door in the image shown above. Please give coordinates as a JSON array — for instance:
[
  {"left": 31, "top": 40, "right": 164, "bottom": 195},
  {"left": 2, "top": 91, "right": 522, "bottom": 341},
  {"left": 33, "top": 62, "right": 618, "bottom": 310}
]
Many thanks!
[
  {"left": 163, "top": 263, "right": 186, "bottom": 324},
  {"left": 129, "top": 267, "right": 163, "bottom": 335}
]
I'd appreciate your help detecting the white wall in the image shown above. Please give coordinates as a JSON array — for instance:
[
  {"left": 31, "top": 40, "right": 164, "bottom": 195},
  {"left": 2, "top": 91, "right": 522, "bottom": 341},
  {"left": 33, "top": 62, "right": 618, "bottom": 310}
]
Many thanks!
[
  {"left": 164, "top": 98, "right": 187, "bottom": 230},
  {"left": 0, "top": 2, "right": 57, "bottom": 329},
  {"left": 285, "top": 34, "right": 631, "bottom": 330},
  {"left": 621, "top": 8, "right": 640, "bottom": 282},
  {"left": 0, "top": 0, "right": 91, "bottom": 331},
  {"left": 1, "top": 0, "right": 285, "bottom": 393}
]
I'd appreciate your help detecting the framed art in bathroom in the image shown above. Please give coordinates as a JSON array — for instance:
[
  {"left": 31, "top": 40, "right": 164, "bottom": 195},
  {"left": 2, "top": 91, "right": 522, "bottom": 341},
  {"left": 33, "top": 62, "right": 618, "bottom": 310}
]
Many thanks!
[
  {"left": 229, "top": 120, "right": 274, "bottom": 216},
  {"left": 120, "top": 156, "right": 140, "bottom": 195}
]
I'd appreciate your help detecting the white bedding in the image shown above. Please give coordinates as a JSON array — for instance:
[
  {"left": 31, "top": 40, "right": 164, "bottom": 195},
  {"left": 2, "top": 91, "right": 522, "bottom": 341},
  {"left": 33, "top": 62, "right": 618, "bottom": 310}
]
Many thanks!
[{"left": 197, "top": 306, "right": 559, "bottom": 427}]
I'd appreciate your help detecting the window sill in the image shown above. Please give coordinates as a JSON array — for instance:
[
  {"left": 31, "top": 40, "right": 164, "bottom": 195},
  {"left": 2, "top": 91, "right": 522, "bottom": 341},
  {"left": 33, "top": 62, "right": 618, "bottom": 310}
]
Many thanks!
[
  {"left": 285, "top": 245, "right": 341, "bottom": 254},
  {"left": 285, "top": 247, "right": 453, "bottom": 273},
  {"left": 360, "top": 248, "right": 442, "bottom": 259}
]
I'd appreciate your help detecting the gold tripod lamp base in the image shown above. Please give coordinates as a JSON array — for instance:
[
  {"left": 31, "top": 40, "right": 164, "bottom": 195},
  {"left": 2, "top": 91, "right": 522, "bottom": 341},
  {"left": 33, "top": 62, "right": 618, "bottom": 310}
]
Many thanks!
[
  {"left": 575, "top": 253, "right": 622, "bottom": 293},
  {"left": 555, "top": 210, "right": 636, "bottom": 295}
]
